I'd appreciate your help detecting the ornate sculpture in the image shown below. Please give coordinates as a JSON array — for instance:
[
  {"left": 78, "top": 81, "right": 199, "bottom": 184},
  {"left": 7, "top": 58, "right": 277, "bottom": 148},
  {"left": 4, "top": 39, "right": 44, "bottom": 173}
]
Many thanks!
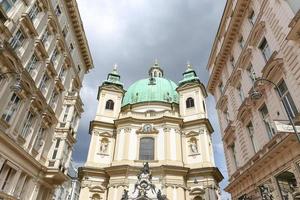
[
  {"left": 121, "top": 162, "right": 167, "bottom": 200},
  {"left": 189, "top": 138, "right": 198, "bottom": 154},
  {"left": 259, "top": 185, "right": 273, "bottom": 200},
  {"left": 99, "top": 139, "right": 108, "bottom": 153},
  {"left": 121, "top": 189, "right": 129, "bottom": 200}
]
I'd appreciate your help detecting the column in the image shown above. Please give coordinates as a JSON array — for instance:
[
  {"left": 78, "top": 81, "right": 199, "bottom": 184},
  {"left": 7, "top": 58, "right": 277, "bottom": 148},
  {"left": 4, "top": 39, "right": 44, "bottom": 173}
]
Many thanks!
[
  {"left": 164, "top": 127, "right": 171, "bottom": 161},
  {"left": 29, "top": 180, "right": 40, "bottom": 200}
]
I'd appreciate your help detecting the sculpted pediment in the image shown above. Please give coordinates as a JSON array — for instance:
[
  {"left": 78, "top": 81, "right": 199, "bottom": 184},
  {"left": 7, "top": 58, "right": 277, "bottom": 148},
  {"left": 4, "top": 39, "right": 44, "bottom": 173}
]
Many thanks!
[
  {"left": 185, "top": 131, "right": 199, "bottom": 137},
  {"left": 90, "top": 185, "right": 106, "bottom": 193},
  {"left": 190, "top": 187, "right": 205, "bottom": 195},
  {"left": 93, "top": 130, "right": 113, "bottom": 137}
]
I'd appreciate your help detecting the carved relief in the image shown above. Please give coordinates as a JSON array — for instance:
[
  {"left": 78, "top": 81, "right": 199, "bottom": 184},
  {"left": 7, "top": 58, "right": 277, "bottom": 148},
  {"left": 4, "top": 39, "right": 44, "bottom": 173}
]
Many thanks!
[{"left": 136, "top": 124, "right": 158, "bottom": 134}]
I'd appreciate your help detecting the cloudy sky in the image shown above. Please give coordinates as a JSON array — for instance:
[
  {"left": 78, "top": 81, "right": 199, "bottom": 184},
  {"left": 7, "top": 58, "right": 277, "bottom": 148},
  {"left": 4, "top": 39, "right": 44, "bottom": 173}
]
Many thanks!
[{"left": 73, "top": 0, "right": 229, "bottom": 199}]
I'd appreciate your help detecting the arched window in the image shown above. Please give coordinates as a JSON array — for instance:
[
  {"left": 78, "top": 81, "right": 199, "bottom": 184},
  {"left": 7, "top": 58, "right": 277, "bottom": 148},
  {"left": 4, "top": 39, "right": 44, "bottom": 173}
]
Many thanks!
[
  {"left": 186, "top": 97, "right": 195, "bottom": 108},
  {"left": 139, "top": 137, "right": 154, "bottom": 160},
  {"left": 92, "top": 194, "right": 100, "bottom": 200},
  {"left": 105, "top": 100, "right": 114, "bottom": 110},
  {"left": 194, "top": 196, "right": 203, "bottom": 200}
]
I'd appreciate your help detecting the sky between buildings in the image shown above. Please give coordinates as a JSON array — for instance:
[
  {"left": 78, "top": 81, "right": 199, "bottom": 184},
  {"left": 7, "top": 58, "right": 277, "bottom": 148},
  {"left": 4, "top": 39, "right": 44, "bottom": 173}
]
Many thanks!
[{"left": 73, "top": 0, "right": 230, "bottom": 199}]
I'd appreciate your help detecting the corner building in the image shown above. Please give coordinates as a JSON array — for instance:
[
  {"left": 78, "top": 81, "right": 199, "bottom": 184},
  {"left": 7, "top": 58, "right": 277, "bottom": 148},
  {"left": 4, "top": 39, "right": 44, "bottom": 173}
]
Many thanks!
[
  {"left": 207, "top": 0, "right": 300, "bottom": 199},
  {"left": 0, "top": 0, "right": 93, "bottom": 199},
  {"left": 79, "top": 63, "right": 223, "bottom": 200}
]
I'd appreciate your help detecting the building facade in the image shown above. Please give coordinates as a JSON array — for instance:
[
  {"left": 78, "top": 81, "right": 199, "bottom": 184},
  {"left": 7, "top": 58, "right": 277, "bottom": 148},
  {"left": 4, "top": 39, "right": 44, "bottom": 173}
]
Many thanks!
[
  {"left": 0, "top": 0, "right": 93, "bottom": 199},
  {"left": 207, "top": 0, "right": 300, "bottom": 199},
  {"left": 53, "top": 161, "right": 81, "bottom": 200},
  {"left": 79, "top": 62, "right": 223, "bottom": 200}
]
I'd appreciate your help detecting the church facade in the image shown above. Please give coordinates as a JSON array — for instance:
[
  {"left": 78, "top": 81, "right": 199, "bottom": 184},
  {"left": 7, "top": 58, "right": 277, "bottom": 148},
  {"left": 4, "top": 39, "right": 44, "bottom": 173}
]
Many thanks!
[{"left": 78, "top": 62, "right": 223, "bottom": 200}]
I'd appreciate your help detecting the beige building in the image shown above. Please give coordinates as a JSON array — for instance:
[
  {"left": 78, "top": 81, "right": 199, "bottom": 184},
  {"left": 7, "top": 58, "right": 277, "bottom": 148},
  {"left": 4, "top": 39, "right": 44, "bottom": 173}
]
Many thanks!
[
  {"left": 79, "top": 62, "right": 223, "bottom": 200},
  {"left": 207, "top": 0, "right": 300, "bottom": 199},
  {"left": 0, "top": 0, "right": 93, "bottom": 199}
]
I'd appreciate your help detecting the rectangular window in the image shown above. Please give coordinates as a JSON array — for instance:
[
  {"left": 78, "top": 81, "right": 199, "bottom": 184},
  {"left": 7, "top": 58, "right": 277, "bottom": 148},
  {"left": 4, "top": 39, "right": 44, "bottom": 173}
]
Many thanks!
[
  {"left": 41, "top": 29, "right": 49, "bottom": 44},
  {"left": 230, "top": 56, "right": 235, "bottom": 69},
  {"left": 230, "top": 143, "right": 238, "bottom": 168},
  {"left": 259, "top": 104, "right": 275, "bottom": 139},
  {"left": 139, "top": 138, "right": 154, "bottom": 160},
  {"left": 259, "top": 38, "right": 272, "bottom": 62},
  {"left": 20, "top": 112, "right": 34, "bottom": 138},
  {"left": 39, "top": 73, "right": 49, "bottom": 94},
  {"left": 248, "top": 9, "right": 255, "bottom": 25},
  {"left": 63, "top": 105, "right": 70, "bottom": 122},
  {"left": 59, "top": 67, "right": 66, "bottom": 82},
  {"left": 50, "top": 90, "right": 58, "bottom": 107},
  {"left": 10, "top": 29, "right": 25, "bottom": 49},
  {"left": 238, "top": 36, "right": 244, "bottom": 49},
  {"left": 2, "top": 93, "right": 20, "bottom": 123},
  {"left": 1, "top": 166, "right": 16, "bottom": 192},
  {"left": 62, "top": 25, "right": 68, "bottom": 38},
  {"left": 28, "top": 3, "right": 40, "bottom": 21},
  {"left": 218, "top": 82, "right": 224, "bottom": 94},
  {"left": 52, "top": 138, "right": 61, "bottom": 159},
  {"left": 25, "top": 54, "right": 38, "bottom": 75},
  {"left": 237, "top": 84, "right": 245, "bottom": 102},
  {"left": 33, "top": 127, "right": 45, "bottom": 151},
  {"left": 277, "top": 80, "right": 298, "bottom": 118},
  {"left": 50, "top": 48, "right": 59, "bottom": 63},
  {"left": 55, "top": 5, "right": 61, "bottom": 16},
  {"left": 0, "top": 0, "right": 16, "bottom": 12},
  {"left": 246, "top": 122, "right": 257, "bottom": 153},
  {"left": 69, "top": 43, "right": 74, "bottom": 52}
]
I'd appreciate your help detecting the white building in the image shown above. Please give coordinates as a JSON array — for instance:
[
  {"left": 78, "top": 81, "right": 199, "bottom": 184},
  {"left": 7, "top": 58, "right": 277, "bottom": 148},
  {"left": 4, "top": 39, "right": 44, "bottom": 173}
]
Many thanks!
[
  {"left": 0, "top": 0, "right": 93, "bottom": 199},
  {"left": 79, "top": 62, "right": 223, "bottom": 200}
]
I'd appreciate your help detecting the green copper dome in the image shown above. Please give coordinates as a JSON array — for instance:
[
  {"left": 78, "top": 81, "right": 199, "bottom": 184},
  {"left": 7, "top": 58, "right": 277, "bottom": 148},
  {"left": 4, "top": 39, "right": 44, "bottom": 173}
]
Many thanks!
[{"left": 122, "top": 77, "right": 179, "bottom": 106}]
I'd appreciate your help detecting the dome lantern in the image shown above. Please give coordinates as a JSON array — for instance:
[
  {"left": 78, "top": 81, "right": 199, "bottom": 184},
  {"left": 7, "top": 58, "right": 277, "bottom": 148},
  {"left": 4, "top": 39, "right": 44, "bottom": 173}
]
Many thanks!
[{"left": 148, "top": 59, "right": 164, "bottom": 78}]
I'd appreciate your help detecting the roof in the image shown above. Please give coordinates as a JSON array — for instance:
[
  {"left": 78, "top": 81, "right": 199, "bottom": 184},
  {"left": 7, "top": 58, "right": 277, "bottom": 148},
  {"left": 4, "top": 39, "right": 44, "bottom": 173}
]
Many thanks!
[{"left": 122, "top": 77, "right": 179, "bottom": 106}]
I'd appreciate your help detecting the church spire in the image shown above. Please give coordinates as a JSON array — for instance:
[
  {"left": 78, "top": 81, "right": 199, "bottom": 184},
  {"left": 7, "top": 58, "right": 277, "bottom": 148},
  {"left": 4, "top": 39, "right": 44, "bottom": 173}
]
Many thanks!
[
  {"left": 178, "top": 61, "right": 200, "bottom": 86},
  {"left": 103, "top": 64, "right": 123, "bottom": 87},
  {"left": 148, "top": 59, "right": 164, "bottom": 78}
]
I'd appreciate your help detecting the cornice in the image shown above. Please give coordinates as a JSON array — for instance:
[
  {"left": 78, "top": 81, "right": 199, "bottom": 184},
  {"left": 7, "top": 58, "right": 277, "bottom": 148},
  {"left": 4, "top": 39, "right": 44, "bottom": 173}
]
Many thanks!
[
  {"left": 114, "top": 116, "right": 183, "bottom": 127},
  {"left": 182, "top": 118, "right": 214, "bottom": 134},
  {"left": 207, "top": 0, "right": 251, "bottom": 93},
  {"left": 63, "top": 0, "right": 94, "bottom": 71},
  {"left": 89, "top": 120, "right": 115, "bottom": 134}
]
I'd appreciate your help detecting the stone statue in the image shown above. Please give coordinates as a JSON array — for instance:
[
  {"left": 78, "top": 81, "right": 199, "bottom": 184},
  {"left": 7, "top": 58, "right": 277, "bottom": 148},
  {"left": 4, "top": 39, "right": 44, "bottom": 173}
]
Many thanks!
[
  {"left": 190, "top": 140, "right": 198, "bottom": 153},
  {"left": 121, "top": 189, "right": 128, "bottom": 200},
  {"left": 100, "top": 140, "right": 108, "bottom": 153}
]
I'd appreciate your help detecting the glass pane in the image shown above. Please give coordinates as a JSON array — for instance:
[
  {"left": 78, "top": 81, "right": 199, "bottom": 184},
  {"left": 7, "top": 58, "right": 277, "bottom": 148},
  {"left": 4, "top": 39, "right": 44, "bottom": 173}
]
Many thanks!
[
  {"left": 139, "top": 138, "right": 154, "bottom": 160},
  {"left": 276, "top": 170, "right": 298, "bottom": 200}
]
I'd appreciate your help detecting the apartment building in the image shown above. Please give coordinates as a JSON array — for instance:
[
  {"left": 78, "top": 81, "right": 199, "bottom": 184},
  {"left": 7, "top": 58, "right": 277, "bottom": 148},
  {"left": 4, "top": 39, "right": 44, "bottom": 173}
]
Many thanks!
[
  {"left": 0, "top": 0, "right": 93, "bottom": 199},
  {"left": 207, "top": 0, "right": 300, "bottom": 199}
]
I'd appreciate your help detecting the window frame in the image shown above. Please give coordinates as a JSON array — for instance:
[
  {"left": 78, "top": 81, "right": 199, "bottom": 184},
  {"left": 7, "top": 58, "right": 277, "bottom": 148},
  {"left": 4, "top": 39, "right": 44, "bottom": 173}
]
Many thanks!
[
  {"left": 186, "top": 97, "right": 195, "bottom": 108},
  {"left": 105, "top": 100, "right": 114, "bottom": 110},
  {"left": 139, "top": 137, "right": 155, "bottom": 161}
]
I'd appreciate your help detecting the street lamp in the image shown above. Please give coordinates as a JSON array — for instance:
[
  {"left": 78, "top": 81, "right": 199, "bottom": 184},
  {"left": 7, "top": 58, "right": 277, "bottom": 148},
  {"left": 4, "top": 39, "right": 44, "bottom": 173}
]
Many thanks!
[
  {"left": 250, "top": 77, "right": 300, "bottom": 142},
  {"left": 0, "top": 71, "right": 22, "bottom": 93}
]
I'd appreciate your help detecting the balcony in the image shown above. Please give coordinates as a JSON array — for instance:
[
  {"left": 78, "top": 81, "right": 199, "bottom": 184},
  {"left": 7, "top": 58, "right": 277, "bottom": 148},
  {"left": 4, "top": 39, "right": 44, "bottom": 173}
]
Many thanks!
[
  {"left": 223, "top": 120, "right": 236, "bottom": 142},
  {"left": 287, "top": 10, "right": 300, "bottom": 40},
  {"left": 45, "top": 159, "right": 68, "bottom": 184},
  {"left": 236, "top": 97, "right": 252, "bottom": 123}
]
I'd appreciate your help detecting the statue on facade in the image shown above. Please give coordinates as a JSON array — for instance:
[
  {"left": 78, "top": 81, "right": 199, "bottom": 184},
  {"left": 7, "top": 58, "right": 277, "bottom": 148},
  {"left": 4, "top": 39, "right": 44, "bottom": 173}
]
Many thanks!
[
  {"left": 99, "top": 139, "right": 108, "bottom": 153},
  {"left": 190, "top": 139, "right": 198, "bottom": 154},
  {"left": 120, "top": 162, "right": 167, "bottom": 200},
  {"left": 259, "top": 185, "right": 273, "bottom": 200},
  {"left": 121, "top": 189, "right": 129, "bottom": 200}
]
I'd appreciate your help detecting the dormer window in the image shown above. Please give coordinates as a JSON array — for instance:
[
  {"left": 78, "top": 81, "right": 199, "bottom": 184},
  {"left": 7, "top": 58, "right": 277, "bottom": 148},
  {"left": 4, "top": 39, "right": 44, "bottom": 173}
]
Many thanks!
[
  {"left": 186, "top": 97, "right": 195, "bottom": 108},
  {"left": 105, "top": 100, "right": 114, "bottom": 110}
]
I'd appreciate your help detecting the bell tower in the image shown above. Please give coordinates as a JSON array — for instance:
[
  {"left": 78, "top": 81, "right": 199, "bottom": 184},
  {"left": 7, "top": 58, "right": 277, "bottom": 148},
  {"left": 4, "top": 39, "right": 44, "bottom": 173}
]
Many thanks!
[
  {"left": 177, "top": 63, "right": 208, "bottom": 121},
  {"left": 95, "top": 65, "right": 124, "bottom": 123},
  {"left": 85, "top": 65, "right": 124, "bottom": 168}
]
